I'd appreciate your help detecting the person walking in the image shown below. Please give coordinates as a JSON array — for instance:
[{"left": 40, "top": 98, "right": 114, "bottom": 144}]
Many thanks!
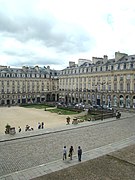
[
  {"left": 18, "top": 126, "right": 21, "bottom": 133},
  {"left": 41, "top": 122, "right": 44, "bottom": 129},
  {"left": 69, "top": 146, "right": 74, "bottom": 160},
  {"left": 38, "top": 122, "right": 41, "bottom": 129},
  {"left": 78, "top": 146, "right": 82, "bottom": 162},
  {"left": 63, "top": 146, "right": 67, "bottom": 160}
]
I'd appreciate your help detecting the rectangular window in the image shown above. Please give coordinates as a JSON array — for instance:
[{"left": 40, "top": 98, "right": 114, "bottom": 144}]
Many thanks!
[
  {"left": 114, "top": 76, "right": 117, "bottom": 81},
  {"left": 120, "top": 76, "right": 123, "bottom": 81},
  {"left": 114, "top": 84, "right": 117, "bottom": 91},
  {"left": 127, "top": 74, "right": 130, "bottom": 79},
  {"left": 120, "top": 83, "right": 123, "bottom": 91},
  {"left": 108, "top": 85, "right": 111, "bottom": 91},
  {"left": 7, "top": 81, "right": 9, "bottom": 86},
  {"left": 103, "top": 85, "right": 106, "bottom": 91},
  {"left": 108, "top": 76, "right": 111, "bottom": 81},
  {"left": 127, "top": 83, "right": 130, "bottom": 91}
]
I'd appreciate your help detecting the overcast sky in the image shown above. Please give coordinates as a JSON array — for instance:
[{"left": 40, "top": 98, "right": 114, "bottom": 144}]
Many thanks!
[{"left": 0, "top": 0, "right": 135, "bottom": 70}]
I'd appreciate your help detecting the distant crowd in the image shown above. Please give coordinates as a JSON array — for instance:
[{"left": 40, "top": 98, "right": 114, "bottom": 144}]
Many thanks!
[{"left": 18, "top": 122, "right": 45, "bottom": 133}]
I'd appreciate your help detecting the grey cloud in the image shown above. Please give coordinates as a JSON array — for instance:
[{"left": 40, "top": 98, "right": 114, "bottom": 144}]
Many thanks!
[
  {"left": 9, "top": 56, "right": 63, "bottom": 67},
  {"left": 3, "top": 50, "right": 33, "bottom": 57},
  {"left": 0, "top": 10, "right": 93, "bottom": 54}
]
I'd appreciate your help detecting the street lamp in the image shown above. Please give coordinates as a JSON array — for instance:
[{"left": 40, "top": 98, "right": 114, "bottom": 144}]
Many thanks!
[
  {"left": 95, "top": 82, "right": 106, "bottom": 120},
  {"left": 100, "top": 82, "right": 106, "bottom": 120},
  {"left": 93, "top": 85, "right": 98, "bottom": 106}
]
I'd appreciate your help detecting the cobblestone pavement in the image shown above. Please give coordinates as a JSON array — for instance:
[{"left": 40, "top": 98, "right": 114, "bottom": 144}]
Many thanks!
[
  {"left": 33, "top": 144, "right": 135, "bottom": 180},
  {"left": 0, "top": 113, "right": 135, "bottom": 177}
]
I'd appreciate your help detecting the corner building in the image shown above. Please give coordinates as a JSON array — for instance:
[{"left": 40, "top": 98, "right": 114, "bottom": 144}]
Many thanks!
[
  {"left": 59, "top": 52, "right": 135, "bottom": 109},
  {"left": 0, "top": 65, "right": 59, "bottom": 105}
]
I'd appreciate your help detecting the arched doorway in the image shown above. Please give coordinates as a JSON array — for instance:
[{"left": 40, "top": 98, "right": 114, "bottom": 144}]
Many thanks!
[
  {"left": 57, "top": 94, "right": 59, "bottom": 101},
  {"left": 32, "top": 97, "right": 35, "bottom": 103},
  {"left": 22, "top": 95, "right": 26, "bottom": 104},
  {"left": 52, "top": 94, "right": 55, "bottom": 101},
  {"left": 22, "top": 98, "right": 26, "bottom": 104},
  {"left": 7, "top": 99, "right": 10, "bottom": 105},
  {"left": 37, "top": 96, "right": 40, "bottom": 103},
  {"left": 65, "top": 95, "right": 68, "bottom": 104},
  {"left": 27, "top": 95, "right": 31, "bottom": 103},
  {"left": 97, "top": 94, "right": 100, "bottom": 106},
  {"left": 88, "top": 94, "right": 91, "bottom": 105},
  {"left": 107, "top": 95, "right": 111, "bottom": 107},
  {"left": 92, "top": 94, "right": 95, "bottom": 105},
  {"left": 113, "top": 95, "right": 117, "bottom": 107},
  {"left": 102, "top": 95, "right": 106, "bottom": 106},
  {"left": 126, "top": 95, "right": 130, "bottom": 108},
  {"left": 119, "top": 95, "right": 124, "bottom": 107},
  {"left": 133, "top": 96, "right": 135, "bottom": 108},
  {"left": 80, "top": 93, "right": 82, "bottom": 103},
  {"left": 83, "top": 93, "right": 86, "bottom": 103},
  {"left": 41, "top": 97, "right": 45, "bottom": 102},
  {"left": 46, "top": 94, "right": 50, "bottom": 102}
]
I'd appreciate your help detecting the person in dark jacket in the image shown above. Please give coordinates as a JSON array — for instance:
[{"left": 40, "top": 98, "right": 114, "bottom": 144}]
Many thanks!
[
  {"left": 69, "top": 146, "right": 74, "bottom": 160},
  {"left": 78, "top": 146, "right": 82, "bottom": 162},
  {"left": 41, "top": 122, "right": 44, "bottom": 129}
]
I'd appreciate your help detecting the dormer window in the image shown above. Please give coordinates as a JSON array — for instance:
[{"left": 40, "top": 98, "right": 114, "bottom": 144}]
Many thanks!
[
  {"left": 131, "top": 63, "right": 133, "bottom": 68},
  {"left": 100, "top": 67, "right": 102, "bottom": 71},
  {"left": 124, "top": 63, "right": 126, "bottom": 69},
  {"left": 6, "top": 74, "right": 10, "bottom": 77}
]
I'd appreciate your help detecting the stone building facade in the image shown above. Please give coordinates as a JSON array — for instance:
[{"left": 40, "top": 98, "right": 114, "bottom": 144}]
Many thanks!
[
  {"left": 1, "top": 51, "right": 135, "bottom": 109},
  {"left": 0, "top": 65, "right": 59, "bottom": 105},
  {"left": 59, "top": 52, "right": 135, "bottom": 109}
]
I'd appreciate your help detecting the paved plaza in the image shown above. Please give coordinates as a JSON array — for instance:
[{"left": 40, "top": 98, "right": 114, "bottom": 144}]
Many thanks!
[
  {"left": 0, "top": 110, "right": 135, "bottom": 179},
  {"left": 33, "top": 142, "right": 135, "bottom": 180}
]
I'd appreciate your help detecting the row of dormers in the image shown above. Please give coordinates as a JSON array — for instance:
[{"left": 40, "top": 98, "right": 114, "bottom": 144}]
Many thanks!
[{"left": 60, "top": 52, "right": 135, "bottom": 75}]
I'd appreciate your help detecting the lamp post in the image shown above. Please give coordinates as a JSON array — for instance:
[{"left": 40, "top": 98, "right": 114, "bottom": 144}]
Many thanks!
[
  {"left": 95, "top": 82, "right": 105, "bottom": 120},
  {"left": 100, "top": 82, "right": 106, "bottom": 120},
  {"left": 94, "top": 86, "right": 98, "bottom": 106}
]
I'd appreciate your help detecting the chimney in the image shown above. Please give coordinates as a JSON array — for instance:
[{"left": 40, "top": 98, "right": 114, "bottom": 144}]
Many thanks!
[
  {"left": 69, "top": 61, "right": 75, "bottom": 68},
  {"left": 115, "top": 51, "right": 127, "bottom": 61},
  {"left": 103, "top": 55, "right": 108, "bottom": 63},
  {"left": 35, "top": 65, "right": 39, "bottom": 71}
]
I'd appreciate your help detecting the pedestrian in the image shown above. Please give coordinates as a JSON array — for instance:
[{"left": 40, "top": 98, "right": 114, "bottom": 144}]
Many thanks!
[
  {"left": 69, "top": 146, "right": 74, "bottom": 160},
  {"left": 38, "top": 122, "right": 41, "bottom": 129},
  {"left": 78, "top": 146, "right": 82, "bottom": 162},
  {"left": 63, "top": 146, "right": 67, "bottom": 160},
  {"left": 41, "top": 122, "right": 44, "bottom": 129},
  {"left": 18, "top": 126, "right": 21, "bottom": 133}
]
